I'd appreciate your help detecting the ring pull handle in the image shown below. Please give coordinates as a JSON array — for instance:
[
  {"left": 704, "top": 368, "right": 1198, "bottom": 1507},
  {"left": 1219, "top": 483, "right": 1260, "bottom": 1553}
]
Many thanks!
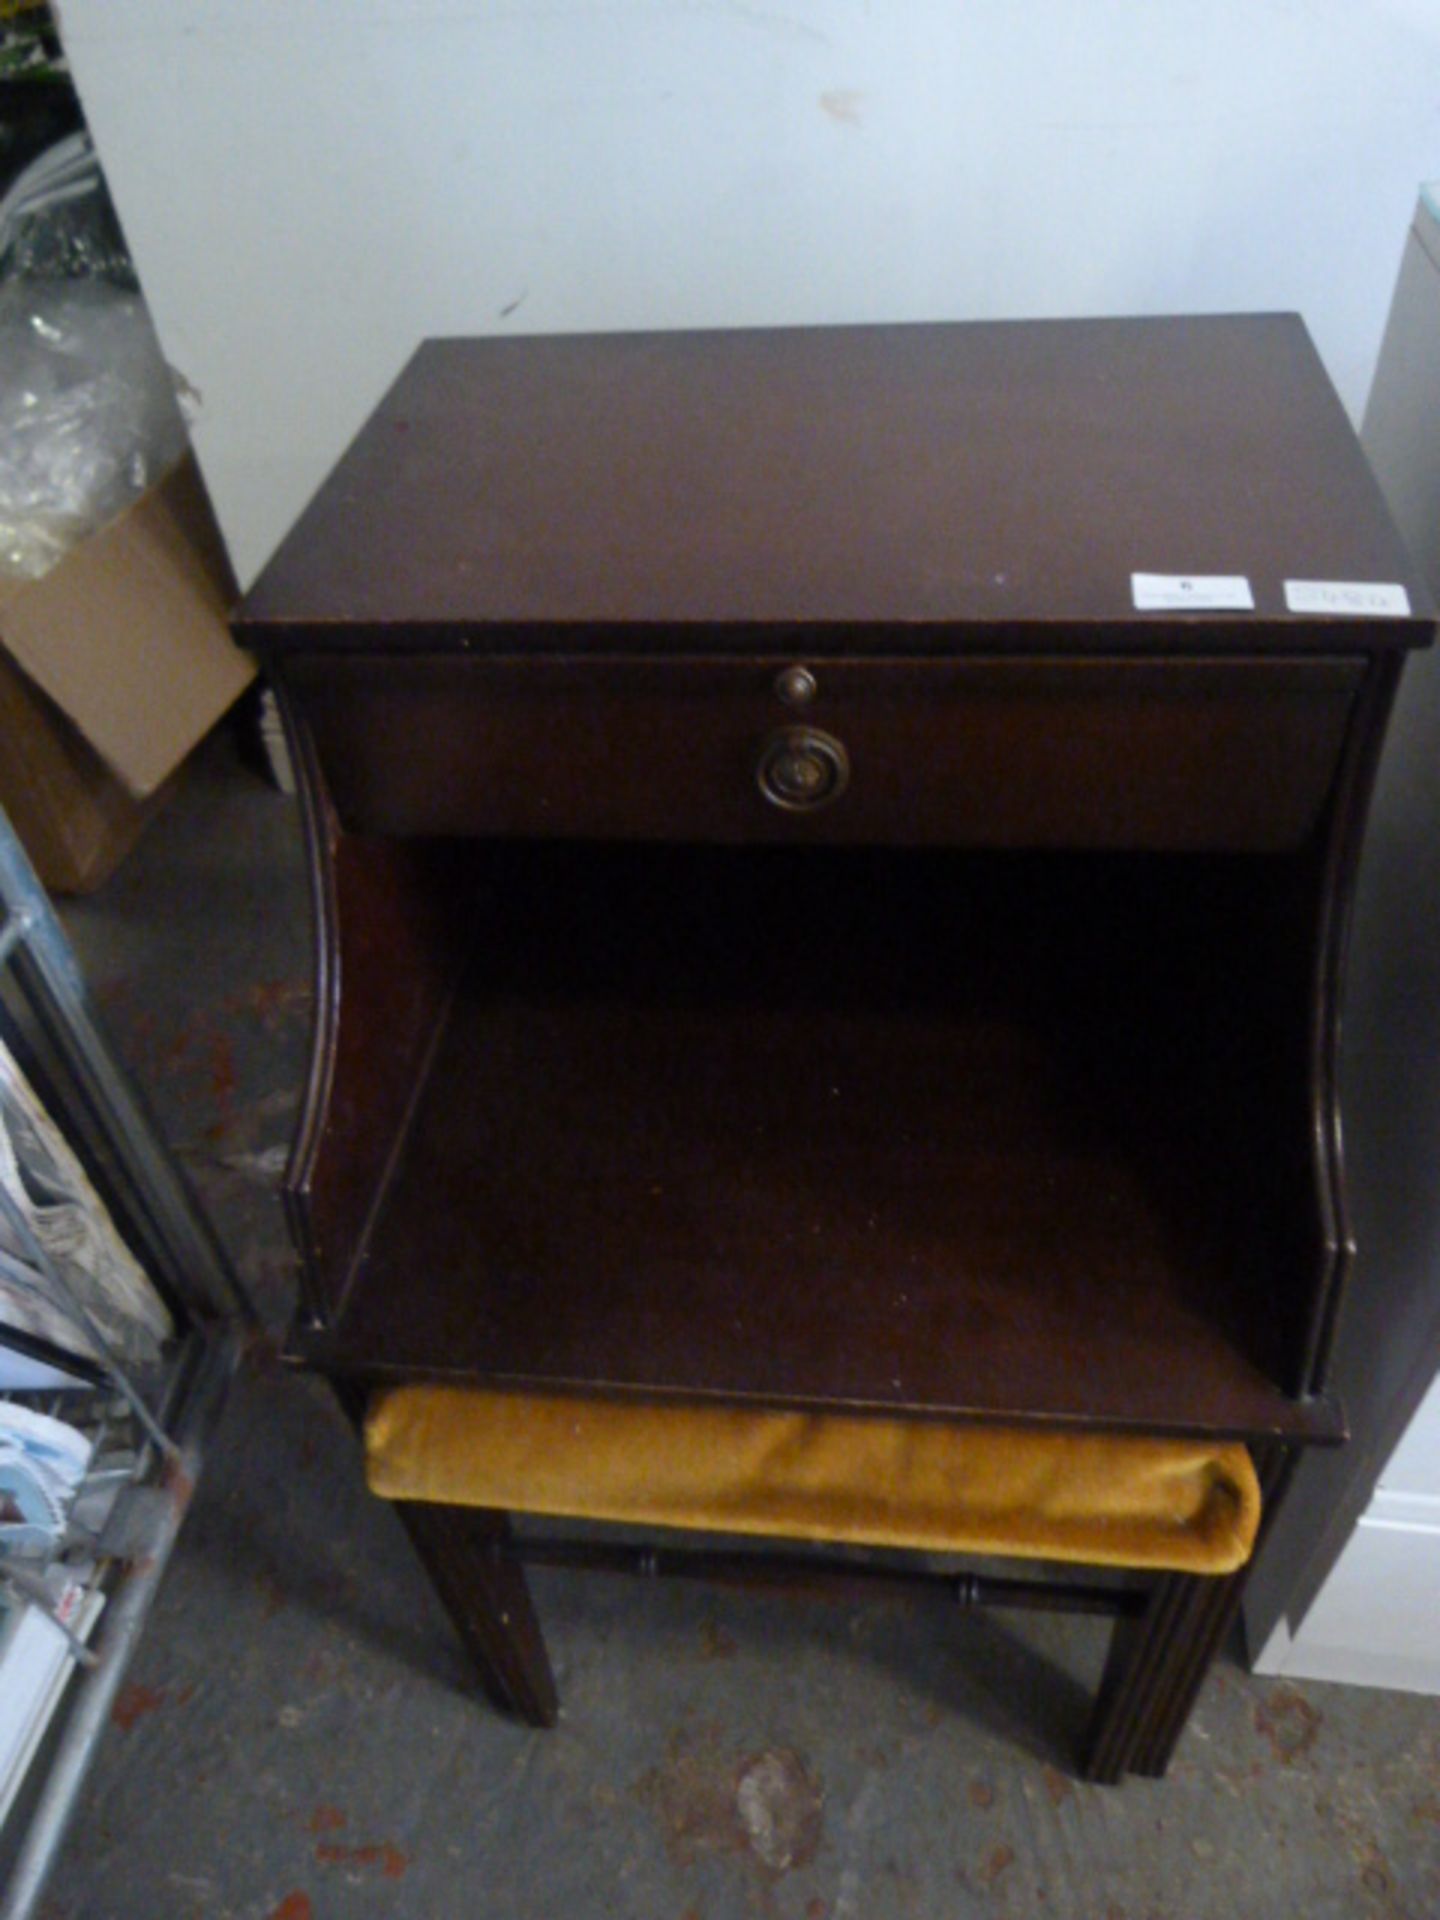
[{"left": 756, "top": 728, "right": 850, "bottom": 812}]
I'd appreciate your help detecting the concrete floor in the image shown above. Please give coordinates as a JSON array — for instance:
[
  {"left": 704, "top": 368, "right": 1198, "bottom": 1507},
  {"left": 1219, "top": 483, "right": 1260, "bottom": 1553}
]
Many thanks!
[{"left": 33, "top": 731, "right": 1440, "bottom": 1920}]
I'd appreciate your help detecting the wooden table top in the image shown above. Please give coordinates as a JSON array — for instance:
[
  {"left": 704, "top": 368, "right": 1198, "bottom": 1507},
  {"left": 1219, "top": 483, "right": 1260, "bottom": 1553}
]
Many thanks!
[{"left": 239, "top": 314, "right": 1431, "bottom": 653}]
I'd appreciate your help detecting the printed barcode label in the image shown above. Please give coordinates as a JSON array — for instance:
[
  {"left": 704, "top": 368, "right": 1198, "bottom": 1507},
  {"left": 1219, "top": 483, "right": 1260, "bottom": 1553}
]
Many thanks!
[{"left": 1284, "top": 580, "right": 1410, "bottom": 617}]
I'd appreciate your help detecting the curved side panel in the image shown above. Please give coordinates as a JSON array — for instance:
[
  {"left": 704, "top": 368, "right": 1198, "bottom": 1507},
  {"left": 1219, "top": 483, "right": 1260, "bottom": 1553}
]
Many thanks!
[
  {"left": 1304, "top": 651, "right": 1406, "bottom": 1395},
  {"left": 274, "top": 680, "right": 476, "bottom": 1329},
  {"left": 274, "top": 680, "right": 340, "bottom": 1327}
]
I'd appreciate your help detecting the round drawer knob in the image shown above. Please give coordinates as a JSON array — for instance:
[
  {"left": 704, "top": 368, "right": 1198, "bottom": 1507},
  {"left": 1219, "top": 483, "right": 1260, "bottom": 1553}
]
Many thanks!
[
  {"left": 774, "top": 664, "right": 818, "bottom": 708},
  {"left": 756, "top": 727, "right": 850, "bottom": 812}
]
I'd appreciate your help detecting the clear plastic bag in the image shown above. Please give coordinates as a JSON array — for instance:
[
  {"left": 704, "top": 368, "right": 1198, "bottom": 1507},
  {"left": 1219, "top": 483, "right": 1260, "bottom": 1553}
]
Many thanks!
[
  {"left": 0, "top": 135, "right": 187, "bottom": 581},
  {"left": 0, "top": 280, "right": 187, "bottom": 579},
  {"left": 0, "top": 131, "right": 134, "bottom": 289}
]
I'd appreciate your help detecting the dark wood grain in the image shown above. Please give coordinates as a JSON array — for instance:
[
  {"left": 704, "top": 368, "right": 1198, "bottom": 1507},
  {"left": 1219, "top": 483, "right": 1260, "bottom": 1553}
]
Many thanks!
[
  {"left": 1245, "top": 635, "right": 1440, "bottom": 1657},
  {"left": 507, "top": 1536, "right": 1134, "bottom": 1616},
  {"left": 280, "top": 690, "right": 480, "bottom": 1322},
  {"left": 255, "top": 317, "right": 1437, "bottom": 1780},
  {"left": 1127, "top": 1441, "right": 1297, "bottom": 1776},
  {"left": 293, "top": 840, "right": 1339, "bottom": 1442},
  {"left": 1299, "top": 653, "right": 1405, "bottom": 1392},
  {"left": 394, "top": 1503, "right": 558, "bottom": 1727},
  {"left": 283, "top": 652, "right": 1362, "bottom": 853},
  {"left": 1084, "top": 1571, "right": 1200, "bottom": 1783},
  {"left": 237, "top": 317, "right": 1431, "bottom": 648}
]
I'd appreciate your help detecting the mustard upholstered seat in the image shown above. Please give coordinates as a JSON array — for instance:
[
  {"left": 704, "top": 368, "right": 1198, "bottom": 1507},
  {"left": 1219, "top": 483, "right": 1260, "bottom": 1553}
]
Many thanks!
[{"left": 366, "top": 1387, "right": 1260, "bottom": 1577}]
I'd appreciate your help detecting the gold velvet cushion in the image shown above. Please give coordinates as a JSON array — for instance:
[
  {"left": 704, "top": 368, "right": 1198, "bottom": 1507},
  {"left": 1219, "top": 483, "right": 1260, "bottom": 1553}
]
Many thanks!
[{"left": 366, "top": 1388, "right": 1261, "bottom": 1576}]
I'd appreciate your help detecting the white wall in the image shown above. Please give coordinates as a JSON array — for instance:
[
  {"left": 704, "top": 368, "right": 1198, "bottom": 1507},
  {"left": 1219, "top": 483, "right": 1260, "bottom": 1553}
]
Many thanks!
[
  {"left": 1254, "top": 1384, "right": 1440, "bottom": 1693},
  {"left": 57, "top": 0, "right": 1440, "bottom": 589}
]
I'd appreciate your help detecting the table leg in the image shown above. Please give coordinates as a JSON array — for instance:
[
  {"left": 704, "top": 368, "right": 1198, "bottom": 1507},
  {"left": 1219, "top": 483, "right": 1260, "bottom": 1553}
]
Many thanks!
[{"left": 395, "top": 1501, "right": 559, "bottom": 1729}]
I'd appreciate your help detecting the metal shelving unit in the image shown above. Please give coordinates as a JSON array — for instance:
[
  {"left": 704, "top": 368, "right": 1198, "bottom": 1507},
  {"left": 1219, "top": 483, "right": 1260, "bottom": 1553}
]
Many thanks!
[{"left": 0, "top": 805, "right": 251, "bottom": 1920}]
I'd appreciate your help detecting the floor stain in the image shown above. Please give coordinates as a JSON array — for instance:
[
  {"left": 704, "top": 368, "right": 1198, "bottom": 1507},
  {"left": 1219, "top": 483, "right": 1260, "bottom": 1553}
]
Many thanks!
[
  {"left": 1254, "top": 1685, "right": 1323, "bottom": 1764},
  {"left": 637, "top": 1727, "right": 749, "bottom": 1868},
  {"left": 266, "top": 1897, "right": 312, "bottom": 1920},
  {"left": 314, "top": 1839, "right": 410, "bottom": 1879},
  {"left": 637, "top": 1729, "right": 823, "bottom": 1876},
  {"left": 699, "top": 1618, "right": 737, "bottom": 1660},
  {"left": 306, "top": 1805, "right": 347, "bottom": 1834},
  {"left": 1318, "top": 1797, "right": 1411, "bottom": 1918},
  {"left": 967, "top": 1778, "right": 995, "bottom": 1809},
  {"left": 735, "top": 1749, "right": 824, "bottom": 1872},
  {"left": 1355, "top": 1838, "right": 1410, "bottom": 1920},
  {"left": 111, "top": 1682, "right": 168, "bottom": 1732},
  {"left": 227, "top": 978, "right": 311, "bottom": 1031},
  {"left": 208, "top": 1029, "right": 238, "bottom": 1104},
  {"left": 980, "top": 1842, "right": 1015, "bottom": 1883},
  {"left": 1041, "top": 1764, "right": 1072, "bottom": 1806}
]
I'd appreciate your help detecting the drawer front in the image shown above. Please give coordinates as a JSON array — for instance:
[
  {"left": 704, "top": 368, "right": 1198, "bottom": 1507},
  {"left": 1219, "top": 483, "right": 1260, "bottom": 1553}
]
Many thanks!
[{"left": 283, "top": 653, "right": 1362, "bottom": 851}]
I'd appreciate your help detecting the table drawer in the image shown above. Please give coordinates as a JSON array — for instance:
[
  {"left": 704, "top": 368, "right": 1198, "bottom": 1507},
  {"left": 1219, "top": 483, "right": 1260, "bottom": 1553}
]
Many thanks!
[{"left": 282, "top": 653, "right": 1362, "bottom": 851}]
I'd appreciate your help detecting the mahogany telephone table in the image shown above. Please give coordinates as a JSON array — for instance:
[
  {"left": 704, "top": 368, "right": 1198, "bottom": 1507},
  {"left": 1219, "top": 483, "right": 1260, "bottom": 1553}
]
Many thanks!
[{"left": 236, "top": 316, "right": 1433, "bottom": 1780}]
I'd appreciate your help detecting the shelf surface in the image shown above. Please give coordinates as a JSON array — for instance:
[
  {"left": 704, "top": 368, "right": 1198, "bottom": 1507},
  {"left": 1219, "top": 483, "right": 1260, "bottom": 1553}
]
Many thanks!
[
  {"left": 239, "top": 315, "right": 1432, "bottom": 650},
  {"left": 302, "top": 845, "right": 1338, "bottom": 1443}
]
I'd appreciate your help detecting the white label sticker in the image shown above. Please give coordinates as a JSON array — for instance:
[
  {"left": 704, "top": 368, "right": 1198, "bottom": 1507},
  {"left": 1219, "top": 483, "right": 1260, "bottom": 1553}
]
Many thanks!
[
  {"left": 1284, "top": 580, "right": 1411, "bottom": 618},
  {"left": 1131, "top": 573, "right": 1255, "bottom": 612}
]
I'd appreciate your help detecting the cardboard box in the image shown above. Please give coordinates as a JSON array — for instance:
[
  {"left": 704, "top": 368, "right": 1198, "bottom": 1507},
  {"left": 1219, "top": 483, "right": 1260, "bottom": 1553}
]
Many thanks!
[
  {"left": 0, "top": 449, "right": 253, "bottom": 800},
  {"left": 0, "top": 450, "right": 254, "bottom": 890},
  {"left": 0, "top": 649, "right": 172, "bottom": 893}
]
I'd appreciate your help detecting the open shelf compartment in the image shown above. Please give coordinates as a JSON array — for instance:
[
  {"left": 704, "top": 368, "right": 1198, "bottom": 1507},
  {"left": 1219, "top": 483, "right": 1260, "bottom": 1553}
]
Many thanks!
[{"left": 294, "top": 838, "right": 1335, "bottom": 1444}]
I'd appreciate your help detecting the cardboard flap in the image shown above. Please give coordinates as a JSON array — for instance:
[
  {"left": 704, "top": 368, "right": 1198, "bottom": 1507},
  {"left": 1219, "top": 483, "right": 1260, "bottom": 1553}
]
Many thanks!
[{"left": 0, "top": 453, "right": 254, "bottom": 797}]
